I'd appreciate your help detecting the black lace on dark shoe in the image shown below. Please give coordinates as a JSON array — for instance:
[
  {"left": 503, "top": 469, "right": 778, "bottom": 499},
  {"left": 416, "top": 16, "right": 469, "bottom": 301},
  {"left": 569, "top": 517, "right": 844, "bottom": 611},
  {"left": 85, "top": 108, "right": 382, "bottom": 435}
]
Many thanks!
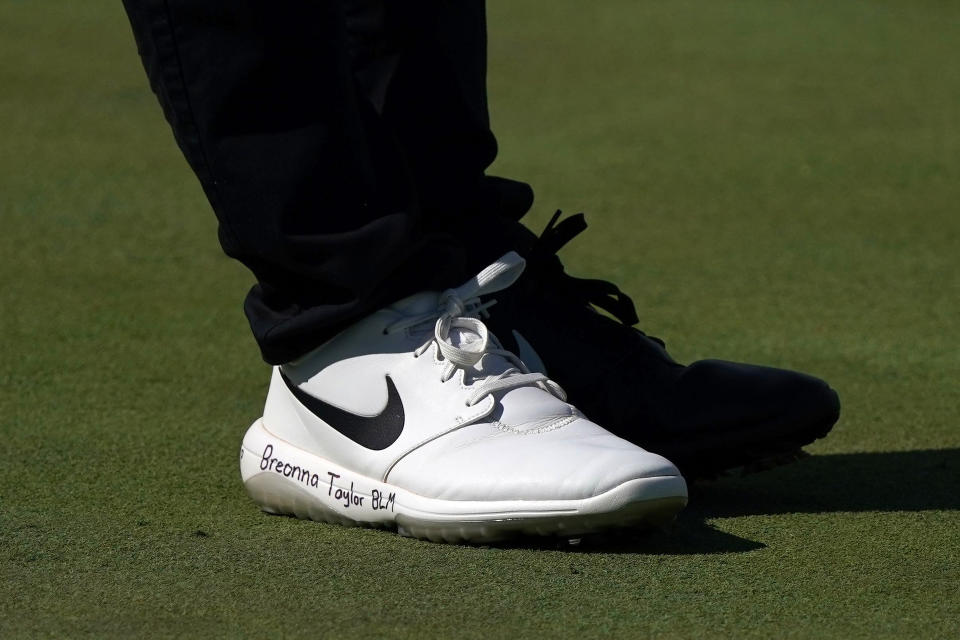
[
  {"left": 525, "top": 211, "right": 679, "bottom": 352},
  {"left": 488, "top": 209, "right": 840, "bottom": 479},
  {"left": 528, "top": 210, "right": 640, "bottom": 326}
]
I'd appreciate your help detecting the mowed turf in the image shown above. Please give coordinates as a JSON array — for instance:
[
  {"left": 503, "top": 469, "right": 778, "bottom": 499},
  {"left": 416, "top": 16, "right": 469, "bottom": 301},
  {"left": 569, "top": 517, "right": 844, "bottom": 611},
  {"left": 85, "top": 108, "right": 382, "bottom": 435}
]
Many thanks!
[{"left": 2, "top": 0, "right": 958, "bottom": 637}]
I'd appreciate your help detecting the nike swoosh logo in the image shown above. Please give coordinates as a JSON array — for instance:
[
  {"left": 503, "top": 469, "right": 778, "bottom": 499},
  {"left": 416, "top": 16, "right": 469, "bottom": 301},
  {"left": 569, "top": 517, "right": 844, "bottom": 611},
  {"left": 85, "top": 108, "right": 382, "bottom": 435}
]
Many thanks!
[
  {"left": 513, "top": 330, "right": 548, "bottom": 375},
  {"left": 280, "top": 371, "right": 405, "bottom": 450}
]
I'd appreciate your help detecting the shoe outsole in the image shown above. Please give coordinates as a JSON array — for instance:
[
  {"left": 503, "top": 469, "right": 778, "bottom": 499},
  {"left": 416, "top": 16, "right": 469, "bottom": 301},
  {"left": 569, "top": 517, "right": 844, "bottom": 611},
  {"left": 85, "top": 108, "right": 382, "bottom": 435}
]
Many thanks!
[{"left": 240, "top": 420, "right": 688, "bottom": 544}]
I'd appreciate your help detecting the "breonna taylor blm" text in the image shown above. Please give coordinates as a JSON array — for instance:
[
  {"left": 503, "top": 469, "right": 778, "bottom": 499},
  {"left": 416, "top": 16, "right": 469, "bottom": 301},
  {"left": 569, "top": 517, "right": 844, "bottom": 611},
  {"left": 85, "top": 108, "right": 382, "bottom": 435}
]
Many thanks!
[{"left": 258, "top": 444, "right": 395, "bottom": 512}]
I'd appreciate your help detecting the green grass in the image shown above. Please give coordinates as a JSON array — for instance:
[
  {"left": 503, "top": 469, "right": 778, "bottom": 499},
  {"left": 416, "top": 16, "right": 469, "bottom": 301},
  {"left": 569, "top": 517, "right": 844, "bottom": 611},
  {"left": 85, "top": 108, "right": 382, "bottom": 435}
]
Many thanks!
[{"left": 2, "top": 0, "right": 958, "bottom": 637}]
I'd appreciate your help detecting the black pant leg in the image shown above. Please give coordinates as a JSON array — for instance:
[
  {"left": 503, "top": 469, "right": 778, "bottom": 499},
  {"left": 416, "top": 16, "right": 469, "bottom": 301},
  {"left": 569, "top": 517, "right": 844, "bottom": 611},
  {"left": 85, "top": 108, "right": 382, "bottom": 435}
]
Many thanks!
[
  {"left": 122, "top": 0, "right": 507, "bottom": 364},
  {"left": 380, "top": 3, "right": 538, "bottom": 270}
]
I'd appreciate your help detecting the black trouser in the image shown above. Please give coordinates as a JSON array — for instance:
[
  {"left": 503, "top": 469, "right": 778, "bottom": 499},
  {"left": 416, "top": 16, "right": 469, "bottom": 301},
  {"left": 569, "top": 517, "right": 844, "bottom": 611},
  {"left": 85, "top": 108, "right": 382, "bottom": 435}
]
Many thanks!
[{"left": 122, "top": 0, "right": 534, "bottom": 364}]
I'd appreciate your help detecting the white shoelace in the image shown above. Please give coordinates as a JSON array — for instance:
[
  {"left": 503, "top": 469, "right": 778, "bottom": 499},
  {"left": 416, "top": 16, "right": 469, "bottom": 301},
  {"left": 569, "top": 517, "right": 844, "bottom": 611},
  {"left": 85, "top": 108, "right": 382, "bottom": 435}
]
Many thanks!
[{"left": 384, "top": 252, "right": 566, "bottom": 407}]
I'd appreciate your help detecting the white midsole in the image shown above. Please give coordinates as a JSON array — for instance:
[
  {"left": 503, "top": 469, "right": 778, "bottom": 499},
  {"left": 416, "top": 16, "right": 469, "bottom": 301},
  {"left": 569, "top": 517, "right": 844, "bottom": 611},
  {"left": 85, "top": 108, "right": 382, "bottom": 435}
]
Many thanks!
[{"left": 240, "top": 419, "right": 687, "bottom": 524}]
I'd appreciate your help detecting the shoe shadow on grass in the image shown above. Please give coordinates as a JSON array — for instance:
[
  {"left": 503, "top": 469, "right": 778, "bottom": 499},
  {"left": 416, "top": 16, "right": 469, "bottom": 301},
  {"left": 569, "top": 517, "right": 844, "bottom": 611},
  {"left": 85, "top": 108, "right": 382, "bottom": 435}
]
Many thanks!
[
  {"left": 692, "top": 447, "right": 960, "bottom": 518},
  {"left": 500, "top": 448, "right": 959, "bottom": 555},
  {"left": 495, "top": 512, "right": 766, "bottom": 555}
]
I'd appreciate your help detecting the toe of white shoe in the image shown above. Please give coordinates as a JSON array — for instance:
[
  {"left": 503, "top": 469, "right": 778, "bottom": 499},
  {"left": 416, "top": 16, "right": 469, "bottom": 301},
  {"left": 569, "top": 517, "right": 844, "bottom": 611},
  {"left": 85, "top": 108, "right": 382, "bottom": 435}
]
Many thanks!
[{"left": 389, "top": 419, "right": 685, "bottom": 502}]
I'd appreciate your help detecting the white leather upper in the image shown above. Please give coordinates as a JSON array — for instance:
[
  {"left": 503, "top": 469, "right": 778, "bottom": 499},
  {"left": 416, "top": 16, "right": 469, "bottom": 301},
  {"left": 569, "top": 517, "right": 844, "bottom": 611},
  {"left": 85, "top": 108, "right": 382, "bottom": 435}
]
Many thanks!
[{"left": 262, "top": 263, "right": 680, "bottom": 502}]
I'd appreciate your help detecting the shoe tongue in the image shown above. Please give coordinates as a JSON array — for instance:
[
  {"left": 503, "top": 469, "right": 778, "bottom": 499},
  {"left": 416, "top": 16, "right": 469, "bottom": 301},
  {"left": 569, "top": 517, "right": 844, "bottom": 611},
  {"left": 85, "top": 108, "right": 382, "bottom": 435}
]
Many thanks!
[
  {"left": 390, "top": 291, "right": 440, "bottom": 316},
  {"left": 388, "top": 292, "right": 441, "bottom": 338},
  {"left": 389, "top": 290, "right": 517, "bottom": 378}
]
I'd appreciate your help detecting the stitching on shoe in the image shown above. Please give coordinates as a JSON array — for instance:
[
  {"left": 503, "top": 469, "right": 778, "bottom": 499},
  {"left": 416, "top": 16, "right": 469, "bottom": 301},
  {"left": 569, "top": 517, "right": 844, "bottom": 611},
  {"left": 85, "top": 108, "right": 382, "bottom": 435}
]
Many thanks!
[{"left": 491, "top": 415, "right": 578, "bottom": 435}]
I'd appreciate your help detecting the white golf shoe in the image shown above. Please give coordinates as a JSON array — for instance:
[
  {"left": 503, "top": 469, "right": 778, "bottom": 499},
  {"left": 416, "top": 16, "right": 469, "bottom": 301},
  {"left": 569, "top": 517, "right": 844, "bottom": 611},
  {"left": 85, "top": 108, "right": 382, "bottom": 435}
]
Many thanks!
[{"left": 240, "top": 252, "right": 687, "bottom": 543}]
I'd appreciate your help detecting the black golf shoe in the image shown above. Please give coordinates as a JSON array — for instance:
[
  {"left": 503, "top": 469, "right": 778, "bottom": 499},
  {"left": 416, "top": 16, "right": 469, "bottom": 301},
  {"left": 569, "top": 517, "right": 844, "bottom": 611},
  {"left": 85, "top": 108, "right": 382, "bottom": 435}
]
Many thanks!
[{"left": 484, "top": 211, "right": 841, "bottom": 479}]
